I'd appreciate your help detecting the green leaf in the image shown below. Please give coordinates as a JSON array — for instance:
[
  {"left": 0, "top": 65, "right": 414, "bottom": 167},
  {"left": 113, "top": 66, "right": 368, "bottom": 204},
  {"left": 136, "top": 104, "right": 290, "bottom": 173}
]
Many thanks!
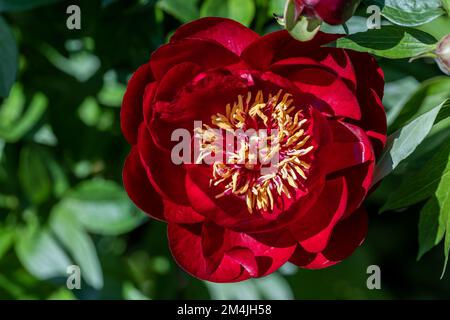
[
  {"left": 269, "top": 0, "right": 285, "bottom": 16},
  {"left": 15, "top": 224, "right": 72, "bottom": 280},
  {"left": 123, "top": 282, "right": 150, "bottom": 300},
  {"left": 382, "top": 140, "right": 450, "bottom": 212},
  {"left": 0, "top": 85, "right": 48, "bottom": 143},
  {"left": 383, "top": 77, "right": 420, "bottom": 126},
  {"left": 0, "top": 225, "right": 14, "bottom": 259},
  {"left": 390, "top": 77, "right": 450, "bottom": 132},
  {"left": 364, "top": 0, "right": 445, "bottom": 27},
  {"left": 157, "top": 0, "right": 199, "bottom": 23},
  {"left": 0, "top": 0, "right": 62, "bottom": 11},
  {"left": 50, "top": 204, "right": 103, "bottom": 289},
  {"left": 47, "top": 288, "right": 76, "bottom": 300},
  {"left": 206, "top": 273, "right": 293, "bottom": 299},
  {"left": 59, "top": 180, "right": 146, "bottom": 236},
  {"left": 0, "top": 17, "right": 18, "bottom": 97},
  {"left": 418, "top": 198, "right": 443, "bottom": 260},
  {"left": 442, "top": 0, "right": 450, "bottom": 15},
  {"left": 201, "top": 0, "right": 255, "bottom": 26},
  {"left": 19, "top": 145, "right": 52, "bottom": 205},
  {"left": 439, "top": 168, "right": 450, "bottom": 277},
  {"left": 253, "top": 273, "right": 294, "bottom": 299},
  {"left": 332, "top": 26, "right": 437, "bottom": 59},
  {"left": 373, "top": 99, "right": 450, "bottom": 185}
]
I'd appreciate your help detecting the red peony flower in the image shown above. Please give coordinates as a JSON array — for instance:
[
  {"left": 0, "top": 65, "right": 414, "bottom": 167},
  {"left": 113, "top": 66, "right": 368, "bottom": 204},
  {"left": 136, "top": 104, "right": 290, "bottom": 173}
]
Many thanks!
[
  {"left": 121, "top": 17, "right": 386, "bottom": 283},
  {"left": 294, "top": 0, "right": 362, "bottom": 25}
]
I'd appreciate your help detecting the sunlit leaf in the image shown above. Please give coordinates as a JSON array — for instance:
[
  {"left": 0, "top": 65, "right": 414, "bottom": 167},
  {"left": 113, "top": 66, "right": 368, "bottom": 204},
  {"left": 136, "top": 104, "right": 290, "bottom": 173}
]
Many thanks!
[
  {"left": 332, "top": 26, "right": 437, "bottom": 59},
  {"left": 363, "top": 0, "right": 445, "bottom": 27},
  {"left": 373, "top": 99, "right": 450, "bottom": 185},
  {"left": 15, "top": 223, "right": 72, "bottom": 280},
  {"left": 50, "top": 204, "right": 104, "bottom": 289},
  {"left": 18, "top": 145, "right": 52, "bottom": 205},
  {"left": 59, "top": 180, "right": 146, "bottom": 236},
  {"left": 157, "top": 0, "right": 199, "bottom": 23},
  {"left": 201, "top": 0, "right": 255, "bottom": 26}
]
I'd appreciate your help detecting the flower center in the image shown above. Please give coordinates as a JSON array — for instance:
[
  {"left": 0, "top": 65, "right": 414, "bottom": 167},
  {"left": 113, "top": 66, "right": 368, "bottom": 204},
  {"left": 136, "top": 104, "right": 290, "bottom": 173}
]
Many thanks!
[{"left": 197, "top": 90, "right": 313, "bottom": 214}]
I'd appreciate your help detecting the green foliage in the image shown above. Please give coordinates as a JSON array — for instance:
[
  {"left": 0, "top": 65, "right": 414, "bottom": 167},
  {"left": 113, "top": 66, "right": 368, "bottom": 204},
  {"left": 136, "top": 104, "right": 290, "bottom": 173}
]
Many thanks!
[
  {"left": 373, "top": 99, "right": 450, "bottom": 185},
  {"left": 58, "top": 180, "right": 145, "bottom": 236},
  {"left": 0, "top": 0, "right": 62, "bottom": 12},
  {"left": 333, "top": 26, "right": 437, "bottom": 59},
  {"left": 0, "top": 17, "right": 17, "bottom": 97},
  {"left": 200, "top": 0, "right": 255, "bottom": 26},
  {"left": 363, "top": 0, "right": 445, "bottom": 26}
]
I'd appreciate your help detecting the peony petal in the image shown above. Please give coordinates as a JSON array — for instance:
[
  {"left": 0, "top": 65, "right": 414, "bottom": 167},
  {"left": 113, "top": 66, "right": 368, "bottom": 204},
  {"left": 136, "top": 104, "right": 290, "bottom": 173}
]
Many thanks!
[
  {"left": 299, "top": 178, "right": 348, "bottom": 253},
  {"left": 168, "top": 222, "right": 295, "bottom": 282},
  {"left": 155, "top": 62, "right": 203, "bottom": 102},
  {"left": 290, "top": 207, "right": 368, "bottom": 269},
  {"left": 121, "top": 63, "right": 153, "bottom": 144},
  {"left": 163, "top": 199, "right": 205, "bottom": 224},
  {"left": 123, "top": 147, "right": 164, "bottom": 221},
  {"left": 347, "top": 51, "right": 386, "bottom": 156},
  {"left": 170, "top": 17, "right": 259, "bottom": 56},
  {"left": 271, "top": 50, "right": 357, "bottom": 91},
  {"left": 289, "top": 177, "right": 347, "bottom": 244},
  {"left": 322, "top": 207, "right": 368, "bottom": 261},
  {"left": 285, "top": 67, "right": 361, "bottom": 120},
  {"left": 324, "top": 120, "right": 375, "bottom": 174},
  {"left": 241, "top": 30, "right": 340, "bottom": 71},
  {"left": 137, "top": 124, "right": 190, "bottom": 205},
  {"left": 150, "top": 39, "right": 240, "bottom": 80}
]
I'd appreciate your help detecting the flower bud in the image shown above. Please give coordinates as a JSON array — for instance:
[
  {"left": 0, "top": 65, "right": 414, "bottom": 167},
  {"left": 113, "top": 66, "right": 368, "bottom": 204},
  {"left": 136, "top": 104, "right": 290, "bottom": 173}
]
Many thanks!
[
  {"left": 436, "top": 35, "right": 450, "bottom": 75},
  {"left": 295, "top": 0, "right": 362, "bottom": 25}
]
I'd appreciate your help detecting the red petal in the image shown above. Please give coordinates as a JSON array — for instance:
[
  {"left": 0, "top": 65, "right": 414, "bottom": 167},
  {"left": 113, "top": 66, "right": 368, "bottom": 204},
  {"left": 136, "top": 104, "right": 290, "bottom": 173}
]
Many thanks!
[
  {"left": 121, "top": 63, "right": 153, "bottom": 144},
  {"left": 123, "top": 147, "right": 164, "bottom": 221},
  {"left": 171, "top": 17, "right": 259, "bottom": 56},
  {"left": 290, "top": 207, "right": 368, "bottom": 269},
  {"left": 285, "top": 67, "right": 361, "bottom": 120},
  {"left": 271, "top": 50, "right": 357, "bottom": 90},
  {"left": 155, "top": 62, "right": 202, "bottom": 102},
  {"left": 241, "top": 30, "right": 340, "bottom": 71},
  {"left": 289, "top": 177, "right": 347, "bottom": 244},
  {"left": 325, "top": 120, "right": 375, "bottom": 174},
  {"left": 322, "top": 207, "right": 368, "bottom": 261},
  {"left": 347, "top": 51, "right": 386, "bottom": 156},
  {"left": 137, "top": 124, "right": 190, "bottom": 205},
  {"left": 168, "top": 222, "right": 295, "bottom": 282},
  {"left": 163, "top": 199, "right": 205, "bottom": 224},
  {"left": 150, "top": 39, "right": 240, "bottom": 80}
]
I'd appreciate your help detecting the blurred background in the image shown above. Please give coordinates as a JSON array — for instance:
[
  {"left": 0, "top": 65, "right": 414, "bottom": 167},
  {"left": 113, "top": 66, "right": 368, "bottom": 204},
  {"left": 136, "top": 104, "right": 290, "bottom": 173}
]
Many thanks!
[{"left": 0, "top": 0, "right": 450, "bottom": 300}]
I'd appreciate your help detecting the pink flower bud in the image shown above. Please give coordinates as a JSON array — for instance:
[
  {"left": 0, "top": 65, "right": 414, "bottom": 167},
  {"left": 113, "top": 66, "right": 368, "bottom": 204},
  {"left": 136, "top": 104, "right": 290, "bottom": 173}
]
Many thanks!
[
  {"left": 295, "top": 0, "right": 361, "bottom": 25},
  {"left": 436, "top": 35, "right": 450, "bottom": 75}
]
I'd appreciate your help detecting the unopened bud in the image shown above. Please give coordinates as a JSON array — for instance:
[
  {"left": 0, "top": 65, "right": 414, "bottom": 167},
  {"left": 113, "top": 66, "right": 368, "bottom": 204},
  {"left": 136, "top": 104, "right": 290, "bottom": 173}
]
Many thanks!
[{"left": 436, "top": 35, "right": 450, "bottom": 75}]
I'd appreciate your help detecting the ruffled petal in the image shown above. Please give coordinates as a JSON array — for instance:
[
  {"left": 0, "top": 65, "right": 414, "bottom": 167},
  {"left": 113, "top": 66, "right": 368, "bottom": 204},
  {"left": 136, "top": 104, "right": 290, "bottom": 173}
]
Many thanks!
[
  {"left": 289, "top": 177, "right": 347, "bottom": 244},
  {"left": 241, "top": 30, "right": 340, "bottom": 70},
  {"left": 123, "top": 147, "right": 164, "bottom": 221},
  {"left": 290, "top": 207, "right": 368, "bottom": 269},
  {"left": 163, "top": 199, "right": 205, "bottom": 224},
  {"left": 324, "top": 120, "right": 375, "bottom": 174},
  {"left": 121, "top": 63, "right": 153, "bottom": 144},
  {"left": 171, "top": 17, "right": 259, "bottom": 56},
  {"left": 137, "top": 124, "right": 190, "bottom": 205},
  {"left": 168, "top": 222, "right": 295, "bottom": 282},
  {"left": 150, "top": 39, "right": 240, "bottom": 80},
  {"left": 347, "top": 51, "right": 386, "bottom": 156},
  {"left": 284, "top": 67, "right": 361, "bottom": 120}
]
